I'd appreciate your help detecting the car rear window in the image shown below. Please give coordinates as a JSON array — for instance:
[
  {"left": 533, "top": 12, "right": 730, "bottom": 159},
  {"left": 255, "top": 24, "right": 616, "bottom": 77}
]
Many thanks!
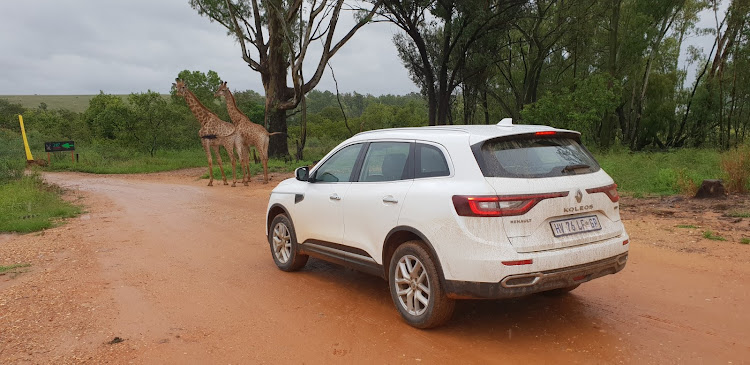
[{"left": 476, "top": 136, "right": 600, "bottom": 178}]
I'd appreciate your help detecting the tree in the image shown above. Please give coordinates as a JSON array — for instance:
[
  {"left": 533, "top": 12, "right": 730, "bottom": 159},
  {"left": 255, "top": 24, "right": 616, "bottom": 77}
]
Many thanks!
[
  {"left": 172, "top": 70, "right": 227, "bottom": 120},
  {"left": 232, "top": 89, "right": 266, "bottom": 123},
  {"left": 487, "top": 0, "right": 600, "bottom": 121},
  {"left": 379, "top": 0, "right": 525, "bottom": 125},
  {"left": 127, "top": 91, "right": 183, "bottom": 156},
  {"left": 82, "top": 92, "right": 131, "bottom": 140},
  {"left": 189, "top": 0, "right": 382, "bottom": 157},
  {"left": 0, "top": 99, "right": 25, "bottom": 130}
]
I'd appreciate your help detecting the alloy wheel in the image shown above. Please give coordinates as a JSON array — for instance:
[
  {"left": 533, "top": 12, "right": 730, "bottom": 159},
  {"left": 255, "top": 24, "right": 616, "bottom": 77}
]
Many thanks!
[
  {"left": 272, "top": 222, "right": 292, "bottom": 263},
  {"left": 394, "top": 254, "right": 431, "bottom": 316}
]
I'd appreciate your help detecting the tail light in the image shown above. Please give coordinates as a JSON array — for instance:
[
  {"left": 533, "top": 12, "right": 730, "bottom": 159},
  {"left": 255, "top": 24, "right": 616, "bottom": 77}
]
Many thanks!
[
  {"left": 453, "top": 192, "right": 569, "bottom": 217},
  {"left": 586, "top": 184, "right": 620, "bottom": 202}
]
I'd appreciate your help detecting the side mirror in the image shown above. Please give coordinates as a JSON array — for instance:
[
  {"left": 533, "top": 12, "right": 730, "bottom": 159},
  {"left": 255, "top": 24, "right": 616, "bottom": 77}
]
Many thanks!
[{"left": 295, "top": 166, "right": 309, "bottom": 181}]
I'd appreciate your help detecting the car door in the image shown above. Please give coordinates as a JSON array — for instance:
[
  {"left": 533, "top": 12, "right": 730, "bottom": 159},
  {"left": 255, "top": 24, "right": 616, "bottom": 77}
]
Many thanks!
[
  {"left": 294, "top": 143, "right": 365, "bottom": 245},
  {"left": 343, "top": 141, "right": 414, "bottom": 263}
]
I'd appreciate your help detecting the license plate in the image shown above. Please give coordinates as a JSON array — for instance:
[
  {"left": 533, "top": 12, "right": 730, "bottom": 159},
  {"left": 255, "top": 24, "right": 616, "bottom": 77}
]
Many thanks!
[{"left": 550, "top": 215, "right": 602, "bottom": 237}]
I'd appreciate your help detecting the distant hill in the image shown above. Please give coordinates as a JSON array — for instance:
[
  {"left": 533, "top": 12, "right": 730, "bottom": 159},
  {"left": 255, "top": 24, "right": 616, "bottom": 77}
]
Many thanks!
[{"left": 0, "top": 94, "right": 169, "bottom": 113}]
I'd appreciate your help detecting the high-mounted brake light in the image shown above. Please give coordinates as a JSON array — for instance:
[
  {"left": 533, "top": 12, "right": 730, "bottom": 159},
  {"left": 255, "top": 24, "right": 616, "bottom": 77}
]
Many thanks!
[
  {"left": 535, "top": 131, "right": 557, "bottom": 136},
  {"left": 453, "top": 192, "right": 569, "bottom": 217},
  {"left": 586, "top": 183, "right": 620, "bottom": 202}
]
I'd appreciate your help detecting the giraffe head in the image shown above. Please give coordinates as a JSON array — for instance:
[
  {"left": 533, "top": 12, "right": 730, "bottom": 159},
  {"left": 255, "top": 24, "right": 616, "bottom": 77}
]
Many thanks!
[
  {"left": 173, "top": 78, "right": 189, "bottom": 97},
  {"left": 214, "top": 81, "right": 230, "bottom": 99}
]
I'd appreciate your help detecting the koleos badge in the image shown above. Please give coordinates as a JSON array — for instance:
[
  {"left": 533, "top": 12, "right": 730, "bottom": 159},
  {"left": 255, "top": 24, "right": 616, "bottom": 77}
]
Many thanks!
[{"left": 575, "top": 189, "right": 583, "bottom": 203}]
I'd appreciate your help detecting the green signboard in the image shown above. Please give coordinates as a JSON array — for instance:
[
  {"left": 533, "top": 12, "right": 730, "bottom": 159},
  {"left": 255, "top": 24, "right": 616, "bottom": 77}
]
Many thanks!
[{"left": 44, "top": 141, "right": 75, "bottom": 152}]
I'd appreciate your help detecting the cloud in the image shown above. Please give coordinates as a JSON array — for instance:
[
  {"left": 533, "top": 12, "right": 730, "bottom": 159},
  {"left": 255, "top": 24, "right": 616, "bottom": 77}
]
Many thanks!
[{"left": 0, "top": 0, "right": 418, "bottom": 96}]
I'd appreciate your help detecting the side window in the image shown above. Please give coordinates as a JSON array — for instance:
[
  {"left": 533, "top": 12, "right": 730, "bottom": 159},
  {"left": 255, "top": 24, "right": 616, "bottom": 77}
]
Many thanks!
[
  {"left": 313, "top": 143, "right": 363, "bottom": 183},
  {"left": 358, "top": 142, "right": 411, "bottom": 182},
  {"left": 417, "top": 144, "right": 450, "bottom": 178}
]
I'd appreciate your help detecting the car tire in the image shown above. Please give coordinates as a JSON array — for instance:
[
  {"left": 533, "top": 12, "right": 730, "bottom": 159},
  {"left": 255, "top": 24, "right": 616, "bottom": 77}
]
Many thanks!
[
  {"left": 268, "top": 214, "right": 308, "bottom": 272},
  {"left": 541, "top": 284, "right": 580, "bottom": 296},
  {"left": 388, "top": 241, "right": 455, "bottom": 329}
]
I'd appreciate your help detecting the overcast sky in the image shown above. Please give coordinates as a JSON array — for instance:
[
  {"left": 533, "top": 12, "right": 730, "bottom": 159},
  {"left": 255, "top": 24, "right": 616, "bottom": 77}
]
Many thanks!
[
  {"left": 0, "top": 0, "right": 722, "bottom": 96},
  {"left": 0, "top": 0, "right": 415, "bottom": 96}
]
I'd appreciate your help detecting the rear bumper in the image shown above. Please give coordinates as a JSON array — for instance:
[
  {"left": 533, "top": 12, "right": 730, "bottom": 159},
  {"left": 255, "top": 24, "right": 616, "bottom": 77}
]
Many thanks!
[{"left": 444, "top": 252, "right": 628, "bottom": 299}]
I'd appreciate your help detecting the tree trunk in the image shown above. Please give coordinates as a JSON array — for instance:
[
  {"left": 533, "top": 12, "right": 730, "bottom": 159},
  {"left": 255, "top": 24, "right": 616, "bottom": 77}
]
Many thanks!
[
  {"left": 267, "top": 107, "right": 288, "bottom": 157},
  {"left": 600, "top": 0, "right": 621, "bottom": 150},
  {"left": 437, "top": 91, "right": 451, "bottom": 126},
  {"left": 405, "top": 25, "right": 438, "bottom": 126},
  {"left": 296, "top": 94, "right": 307, "bottom": 161},
  {"left": 630, "top": 11, "right": 677, "bottom": 150},
  {"left": 670, "top": 35, "right": 719, "bottom": 147},
  {"left": 264, "top": 2, "right": 290, "bottom": 158}
]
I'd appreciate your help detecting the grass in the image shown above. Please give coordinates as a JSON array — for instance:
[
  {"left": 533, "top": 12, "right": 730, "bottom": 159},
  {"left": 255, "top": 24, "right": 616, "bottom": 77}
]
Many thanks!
[
  {"left": 702, "top": 230, "right": 727, "bottom": 241},
  {"left": 0, "top": 263, "right": 31, "bottom": 274},
  {"left": 0, "top": 94, "right": 167, "bottom": 113},
  {"left": 676, "top": 224, "right": 698, "bottom": 229},
  {"left": 0, "top": 95, "right": 111, "bottom": 113},
  {"left": 741, "top": 238, "right": 750, "bottom": 245},
  {"left": 44, "top": 148, "right": 208, "bottom": 174},
  {"left": 726, "top": 211, "right": 750, "bottom": 218},
  {"left": 37, "top": 144, "right": 310, "bottom": 177},
  {"left": 595, "top": 148, "right": 722, "bottom": 196},
  {"left": 0, "top": 175, "right": 80, "bottom": 233}
]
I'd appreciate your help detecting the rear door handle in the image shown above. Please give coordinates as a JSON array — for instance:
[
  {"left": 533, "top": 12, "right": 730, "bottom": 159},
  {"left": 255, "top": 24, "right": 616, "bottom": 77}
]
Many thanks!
[
  {"left": 382, "top": 195, "right": 398, "bottom": 204},
  {"left": 330, "top": 193, "right": 341, "bottom": 201}
]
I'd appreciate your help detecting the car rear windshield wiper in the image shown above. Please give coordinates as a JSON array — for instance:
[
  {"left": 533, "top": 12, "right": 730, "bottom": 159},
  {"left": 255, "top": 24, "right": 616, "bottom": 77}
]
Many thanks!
[{"left": 561, "top": 164, "right": 591, "bottom": 173}]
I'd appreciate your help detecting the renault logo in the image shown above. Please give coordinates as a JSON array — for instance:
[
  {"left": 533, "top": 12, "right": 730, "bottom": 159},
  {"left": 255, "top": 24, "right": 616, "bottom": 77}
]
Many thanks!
[{"left": 575, "top": 189, "right": 583, "bottom": 203}]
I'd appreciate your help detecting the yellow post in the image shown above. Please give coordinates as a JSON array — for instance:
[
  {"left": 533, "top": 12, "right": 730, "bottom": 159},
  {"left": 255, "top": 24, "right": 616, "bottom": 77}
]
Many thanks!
[{"left": 18, "top": 115, "right": 34, "bottom": 161}]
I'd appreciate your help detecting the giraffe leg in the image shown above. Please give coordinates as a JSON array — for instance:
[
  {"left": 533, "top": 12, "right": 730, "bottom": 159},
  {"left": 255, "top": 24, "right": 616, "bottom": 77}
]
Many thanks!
[
  {"left": 242, "top": 146, "right": 250, "bottom": 186},
  {"left": 203, "top": 142, "right": 214, "bottom": 187},
  {"left": 262, "top": 157, "right": 269, "bottom": 184},
  {"left": 259, "top": 139, "right": 269, "bottom": 184},
  {"left": 227, "top": 141, "right": 238, "bottom": 187},
  {"left": 213, "top": 145, "right": 228, "bottom": 185}
]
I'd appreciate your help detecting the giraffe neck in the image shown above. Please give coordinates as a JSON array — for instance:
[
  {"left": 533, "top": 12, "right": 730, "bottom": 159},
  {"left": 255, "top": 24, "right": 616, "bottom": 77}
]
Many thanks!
[
  {"left": 183, "top": 90, "right": 211, "bottom": 126},
  {"left": 223, "top": 89, "right": 245, "bottom": 123}
]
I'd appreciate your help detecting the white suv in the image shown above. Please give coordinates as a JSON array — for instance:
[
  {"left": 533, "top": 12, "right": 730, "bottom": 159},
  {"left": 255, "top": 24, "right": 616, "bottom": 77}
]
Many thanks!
[{"left": 266, "top": 119, "right": 629, "bottom": 328}]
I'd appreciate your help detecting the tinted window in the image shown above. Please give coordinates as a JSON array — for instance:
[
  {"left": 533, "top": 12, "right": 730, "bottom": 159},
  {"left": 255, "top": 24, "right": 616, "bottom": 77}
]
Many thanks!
[
  {"left": 417, "top": 144, "right": 449, "bottom": 178},
  {"left": 313, "top": 143, "right": 363, "bottom": 183},
  {"left": 478, "top": 137, "right": 600, "bottom": 178},
  {"left": 359, "top": 142, "right": 411, "bottom": 182}
]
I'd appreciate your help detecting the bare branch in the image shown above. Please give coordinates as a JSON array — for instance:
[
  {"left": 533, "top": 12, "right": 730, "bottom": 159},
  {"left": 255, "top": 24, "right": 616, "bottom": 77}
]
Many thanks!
[
  {"left": 328, "top": 62, "right": 353, "bottom": 136},
  {"left": 304, "top": 1, "right": 383, "bottom": 94},
  {"left": 225, "top": 0, "right": 262, "bottom": 71}
]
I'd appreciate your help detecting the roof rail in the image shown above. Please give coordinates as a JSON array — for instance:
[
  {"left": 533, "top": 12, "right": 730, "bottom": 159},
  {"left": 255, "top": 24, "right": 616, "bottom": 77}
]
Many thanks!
[{"left": 497, "top": 118, "right": 513, "bottom": 127}]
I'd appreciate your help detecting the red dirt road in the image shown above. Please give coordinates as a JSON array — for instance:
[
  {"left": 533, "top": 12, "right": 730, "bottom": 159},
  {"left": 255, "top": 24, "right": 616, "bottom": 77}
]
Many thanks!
[{"left": 1, "top": 171, "right": 749, "bottom": 364}]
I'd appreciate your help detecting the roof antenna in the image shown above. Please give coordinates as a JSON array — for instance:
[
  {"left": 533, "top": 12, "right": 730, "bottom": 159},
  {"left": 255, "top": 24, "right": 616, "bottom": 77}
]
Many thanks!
[{"left": 497, "top": 118, "right": 513, "bottom": 126}]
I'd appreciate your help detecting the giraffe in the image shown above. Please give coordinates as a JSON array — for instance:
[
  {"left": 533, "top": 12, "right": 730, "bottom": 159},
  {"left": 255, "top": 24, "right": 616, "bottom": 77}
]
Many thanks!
[
  {"left": 214, "top": 81, "right": 281, "bottom": 184},
  {"left": 173, "top": 78, "right": 243, "bottom": 187}
]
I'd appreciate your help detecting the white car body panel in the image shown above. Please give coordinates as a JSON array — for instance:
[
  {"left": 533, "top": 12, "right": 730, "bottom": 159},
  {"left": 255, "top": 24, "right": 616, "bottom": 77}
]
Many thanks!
[
  {"left": 344, "top": 179, "right": 413, "bottom": 262},
  {"left": 294, "top": 181, "right": 350, "bottom": 245}
]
